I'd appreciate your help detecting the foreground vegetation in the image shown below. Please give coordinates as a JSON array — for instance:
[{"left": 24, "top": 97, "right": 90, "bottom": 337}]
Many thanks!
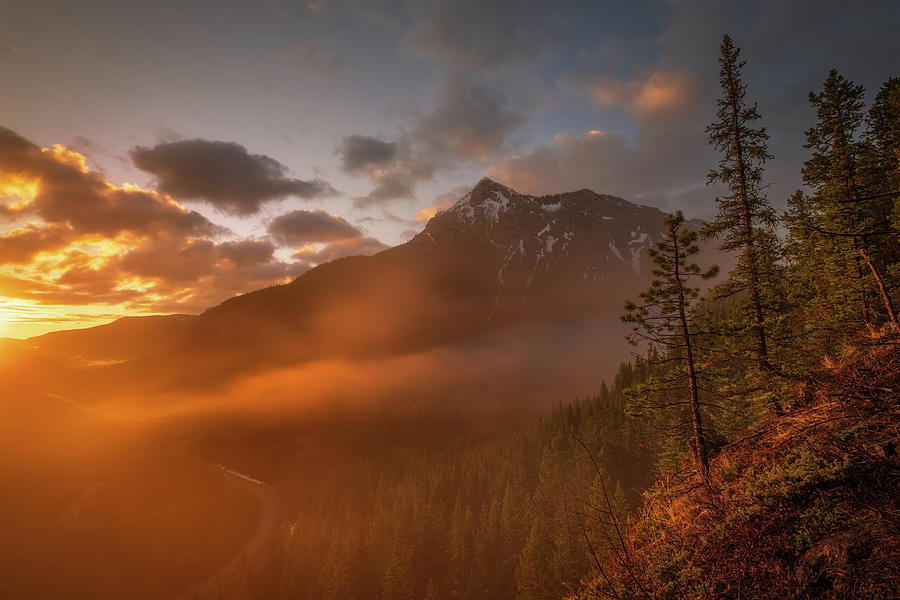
[{"left": 575, "top": 330, "right": 900, "bottom": 599}]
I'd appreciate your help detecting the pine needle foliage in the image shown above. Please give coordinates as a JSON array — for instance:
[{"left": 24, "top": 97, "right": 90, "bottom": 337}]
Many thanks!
[{"left": 623, "top": 211, "right": 719, "bottom": 482}]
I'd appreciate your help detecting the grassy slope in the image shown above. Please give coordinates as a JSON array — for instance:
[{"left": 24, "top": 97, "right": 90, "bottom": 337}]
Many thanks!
[{"left": 575, "top": 331, "right": 900, "bottom": 600}]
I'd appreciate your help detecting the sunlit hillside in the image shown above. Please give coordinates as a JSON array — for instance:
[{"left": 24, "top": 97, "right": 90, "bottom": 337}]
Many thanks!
[{"left": 2, "top": 2, "right": 899, "bottom": 599}]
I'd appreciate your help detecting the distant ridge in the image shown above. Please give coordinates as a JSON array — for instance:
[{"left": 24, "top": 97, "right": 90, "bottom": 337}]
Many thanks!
[
  {"left": 177, "top": 179, "right": 706, "bottom": 360},
  {"left": 92, "top": 178, "right": 718, "bottom": 390},
  {"left": 26, "top": 314, "right": 197, "bottom": 364}
]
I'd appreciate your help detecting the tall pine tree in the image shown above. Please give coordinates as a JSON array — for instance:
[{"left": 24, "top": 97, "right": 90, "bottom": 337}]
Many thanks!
[
  {"left": 803, "top": 70, "right": 874, "bottom": 328},
  {"left": 622, "top": 212, "right": 719, "bottom": 482},
  {"left": 704, "top": 34, "right": 785, "bottom": 413}
]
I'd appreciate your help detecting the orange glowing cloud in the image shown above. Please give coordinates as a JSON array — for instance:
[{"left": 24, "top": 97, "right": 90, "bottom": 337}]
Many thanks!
[
  {"left": 0, "top": 127, "right": 305, "bottom": 337},
  {"left": 42, "top": 143, "right": 90, "bottom": 172},
  {"left": 590, "top": 70, "right": 693, "bottom": 115},
  {"left": 414, "top": 203, "right": 449, "bottom": 222},
  {"left": 0, "top": 173, "right": 40, "bottom": 212},
  {"left": 0, "top": 126, "right": 388, "bottom": 338}
]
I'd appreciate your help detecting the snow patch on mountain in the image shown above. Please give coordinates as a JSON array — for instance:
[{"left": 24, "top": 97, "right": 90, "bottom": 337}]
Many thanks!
[{"left": 608, "top": 240, "right": 625, "bottom": 263}]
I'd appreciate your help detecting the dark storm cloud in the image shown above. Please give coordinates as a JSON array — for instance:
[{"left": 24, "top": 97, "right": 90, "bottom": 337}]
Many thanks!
[
  {"left": 0, "top": 126, "right": 219, "bottom": 237},
  {"left": 268, "top": 209, "right": 364, "bottom": 246},
  {"left": 337, "top": 135, "right": 398, "bottom": 172},
  {"left": 131, "top": 139, "right": 336, "bottom": 215}
]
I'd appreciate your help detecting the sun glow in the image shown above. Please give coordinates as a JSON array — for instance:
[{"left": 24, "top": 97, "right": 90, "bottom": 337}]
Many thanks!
[
  {"left": 0, "top": 174, "right": 40, "bottom": 211},
  {"left": 0, "top": 295, "right": 136, "bottom": 339}
]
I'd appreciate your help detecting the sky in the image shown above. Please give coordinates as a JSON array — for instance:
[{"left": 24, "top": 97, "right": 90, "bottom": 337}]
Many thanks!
[{"left": 1, "top": 0, "right": 898, "bottom": 338}]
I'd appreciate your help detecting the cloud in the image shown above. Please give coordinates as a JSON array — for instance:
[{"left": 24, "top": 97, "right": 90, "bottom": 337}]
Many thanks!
[
  {"left": 331, "top": 0, "right": 541, "bottom": 206},
  {"left": 292, "top": 236, "right": 389, "bottom": 264},
  {"left": 486, "top": 65, "right": 713, "bottom": 213},
  {"left": 0, "top": 224, "right": 72, "bottom": 265},
  {"left": 589, "top": 70, "right": 695, "bottom": 115},
  {"left": 0, "top": 127, "right": 219, "bottom": 238},
  {"left": 218, "top": 239, "right": 277, "bottom": 266},
  {"left": 335, "top": 134, "right": 430, "bottom": 207},
  {"left": 488, "top": 130, "right": 631, "bottom": 196},
  {"left": 337, "top": 135, "right": 398, "bottom": 172},
  {"left": 335, "top": 132, "right": 438, "bottom": 208},
  {"left": 131, "top": 139, "right": 335, "bottom": 215},
  {"left": 487, "top": 114, "right": 713, "bottom": 214},
  {"left": 342, "top": 78, "right": 522, "bottom": 207},
  {"left": 268, "top": 209, "right": 363, "bottom": 246},
  {"left": 414, "top": 186, "right": 467, "bottom": 222},
  {"left": 414, "top": 77, "right": 523, "bottom": 161},
  {"left": 0, "top": 127, "right": 308, "bottom": 316},
  {"left": 119, "top": 237, "right": 219, "bottom": 283},
  {"left": 351, "top": 157, "right": 435, "bottom": 208}
]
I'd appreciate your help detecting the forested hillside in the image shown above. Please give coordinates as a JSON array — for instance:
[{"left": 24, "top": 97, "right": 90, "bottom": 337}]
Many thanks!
[
  {"left": 186, "top": 363, "right": 654, "bottom": 600},
  {"left": 192, "top": 36, "right": 900, "bottom": 600},
  {"left": 571, "top": 36, "right": 900, "bottom": 600},
  {"left": 573, "top": 331, "right": 899, "bottom": 600}
]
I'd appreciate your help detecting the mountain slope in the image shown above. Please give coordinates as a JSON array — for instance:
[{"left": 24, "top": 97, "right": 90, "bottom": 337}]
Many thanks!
[
  {"left": 573, "top": 331, "right": 900, "bottom": 600},
  {"left": 24, "top": 314, "right": 196, "bottom": 365},
  {"left": 180, "top": 178, "right": 704, "bottom": 364}
]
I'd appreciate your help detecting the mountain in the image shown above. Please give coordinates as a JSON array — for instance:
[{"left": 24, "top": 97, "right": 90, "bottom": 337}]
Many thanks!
[
  {"left": 0, "top": 315, "right": 196, "bottom": 393},
  {"left": 86, "top": 178, "right": 716, "bottom": 396},
  {"left": 23, "top": 314, "right": 197, "bottom": 365},
  {"left": 182, "top": 178, "right": 704, "bottom": 359}
]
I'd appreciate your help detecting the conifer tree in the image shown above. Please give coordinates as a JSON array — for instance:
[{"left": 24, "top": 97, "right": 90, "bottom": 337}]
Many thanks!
[
  {"left": 867, "top": 77, "right": 900, "bottom": 192},
  {"left": 622, "top": 212, "right": 719, "bottom": 481},
  {"left": 515, "top": 520, "right": 554, "bottom": 600},
  {"left": 865, "top": 77, "right": 900, "bottom": 284},
  {"left": 704, "top": 34, "right": 782, "bottom": 381},
  {"left": 803, "top": 70, "right": 874, "bottom": 327},
  {"left": 783, "top": 190, "right": 831, "bottom": 361}
]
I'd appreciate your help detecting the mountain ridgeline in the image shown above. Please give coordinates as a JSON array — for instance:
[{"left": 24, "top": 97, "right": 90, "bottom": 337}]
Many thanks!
[{"left": 172, "top": 178, "right": 707, "bottom": 372}]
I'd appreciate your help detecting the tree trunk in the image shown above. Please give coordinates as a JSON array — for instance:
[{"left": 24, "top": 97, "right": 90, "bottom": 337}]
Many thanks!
[
  {"left": 727, "top": 77, "right": 783, "bottom": 416},
  {"left": 673, "top": 234, "right": 711, "bottom": 483},
  {"left": 859, "top": 247, "right": 898, "bottom": 329}
]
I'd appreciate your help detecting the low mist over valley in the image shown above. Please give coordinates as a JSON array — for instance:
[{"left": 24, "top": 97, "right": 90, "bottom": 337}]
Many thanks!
[{"left": 2, "top": 2, "right": 899, "bottom": 599}]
